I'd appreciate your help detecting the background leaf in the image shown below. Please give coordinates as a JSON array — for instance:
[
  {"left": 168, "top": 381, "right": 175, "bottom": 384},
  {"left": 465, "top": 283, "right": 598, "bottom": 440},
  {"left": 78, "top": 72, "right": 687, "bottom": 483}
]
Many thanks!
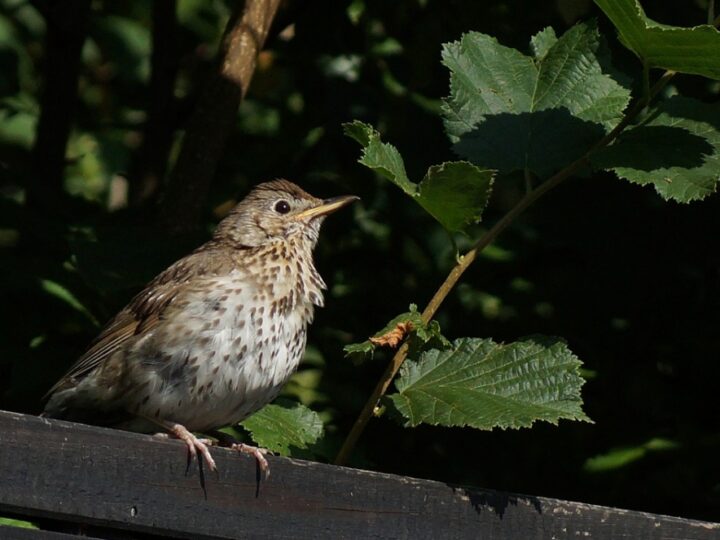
[
  {"left": 594, "top": 0, "right": 720, "bottom": 80},
  {"left": 239, "top": 399, "right": 323, "bottom": 456},
  {"left": 388, "top": 337, "right": 590, "bottom": 429}
]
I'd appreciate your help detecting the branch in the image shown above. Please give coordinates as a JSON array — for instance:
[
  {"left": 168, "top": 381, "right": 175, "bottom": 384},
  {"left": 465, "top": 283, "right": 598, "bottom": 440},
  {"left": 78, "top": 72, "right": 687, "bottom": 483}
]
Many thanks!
[
  {"left": 127, "top": 0, "right": 180, "bottom": 207},
  {"left": 333, "top": 69, "right": 677, "bottom": 467},
  {"left": 157, "top": 0, "right": 282, "bottom": 234}
]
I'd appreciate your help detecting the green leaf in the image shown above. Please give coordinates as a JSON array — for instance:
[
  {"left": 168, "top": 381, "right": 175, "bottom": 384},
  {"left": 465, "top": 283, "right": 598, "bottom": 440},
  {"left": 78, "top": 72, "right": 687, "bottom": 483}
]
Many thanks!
[
  {"left": 40, "top": 279, "right": 98, "bottom": 326},
  {"left": 344, "top": 122, "right": 495, "bottom": 232},
  {"left": 0, "top": 517, "right": 37, "bottom": 529},
  {"left": 387, "top": 337, "right": 591, "bottom": 429},
  {"left": 442, "top": 22, "right": 630, "bottom": 176},
  {"left": 239, "top": 399, "right": 323, "bottom": 456},
  {"left": 343, "top": 121, "right": 415, "bottom": 196},
  {"left": 595, "top": 0, "right": 720, "bottom": 80},
  {"left": 593, "top": 97, "right": 720, "bottom": 202},
  {"left": 416, "top": 162, "right": 494, "bottom": 233},
  {"left": 343, "top": 304, "right": 449, "bottom": 359},
  {"left": 584, "top": 437, "right": 679, "bottom": 472},
  {"left": 530, "top": 26, "right": 557, "bottom": 59}
]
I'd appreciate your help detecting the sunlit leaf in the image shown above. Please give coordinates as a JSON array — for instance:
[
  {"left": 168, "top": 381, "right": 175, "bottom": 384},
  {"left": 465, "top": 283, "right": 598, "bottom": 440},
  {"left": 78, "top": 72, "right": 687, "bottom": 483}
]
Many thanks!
[
  {"left": 239, "top": 399, "right": 323, "bottom": 456},
  {"left": 387, "top": 337, "right": 591, "bottom": 429},
  {"left": 442, "top": 22, "right": 630, "bottom": 176},
  {"left": 595, "top": 0, "right": 720, "bottom": 79}
]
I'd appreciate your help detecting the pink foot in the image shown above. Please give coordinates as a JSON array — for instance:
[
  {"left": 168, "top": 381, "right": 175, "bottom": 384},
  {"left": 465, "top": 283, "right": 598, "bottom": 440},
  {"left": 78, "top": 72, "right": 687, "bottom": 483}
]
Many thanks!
[
  {"left": 208, "top": 430, "right": 271, "bottom": 478},
  {"left": 229, "top": 442, "right": 270, "bottom": 477},
  {"left": 161, "top": 423, "right": 217, "bottom": 472}
]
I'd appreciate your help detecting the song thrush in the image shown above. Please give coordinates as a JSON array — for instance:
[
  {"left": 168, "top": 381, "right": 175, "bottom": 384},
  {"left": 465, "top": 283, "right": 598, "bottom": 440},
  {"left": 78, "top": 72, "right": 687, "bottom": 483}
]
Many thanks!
[{"left": 43, "top": 179, "right": 358, "bottom": 476}]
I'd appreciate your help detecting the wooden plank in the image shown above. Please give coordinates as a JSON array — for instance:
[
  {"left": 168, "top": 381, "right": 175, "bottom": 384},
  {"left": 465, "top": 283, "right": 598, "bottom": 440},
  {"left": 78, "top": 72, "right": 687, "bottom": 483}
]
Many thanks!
[{"left": 0, "top": 410, "right": 718, "bottom": 540}]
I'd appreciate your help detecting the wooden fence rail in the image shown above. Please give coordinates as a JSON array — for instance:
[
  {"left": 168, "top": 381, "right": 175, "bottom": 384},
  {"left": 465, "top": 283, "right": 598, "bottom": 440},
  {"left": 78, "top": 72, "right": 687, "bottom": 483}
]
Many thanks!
[{"left": 0, "top": 410, "right": 717, "bottom": 539}]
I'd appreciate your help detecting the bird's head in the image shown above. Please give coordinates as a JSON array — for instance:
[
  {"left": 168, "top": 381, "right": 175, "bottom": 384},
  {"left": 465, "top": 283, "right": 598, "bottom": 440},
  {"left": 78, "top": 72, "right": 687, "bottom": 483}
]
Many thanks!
[{"left": 214, "top": 179, "right": 358, "bottom": 248}]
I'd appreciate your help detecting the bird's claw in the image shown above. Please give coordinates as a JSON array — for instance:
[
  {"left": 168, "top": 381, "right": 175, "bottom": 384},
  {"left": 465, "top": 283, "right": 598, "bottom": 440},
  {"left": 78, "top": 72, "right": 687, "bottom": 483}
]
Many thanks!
[{"left": 229, "top": 442, "right": 270, "bottom": 478}]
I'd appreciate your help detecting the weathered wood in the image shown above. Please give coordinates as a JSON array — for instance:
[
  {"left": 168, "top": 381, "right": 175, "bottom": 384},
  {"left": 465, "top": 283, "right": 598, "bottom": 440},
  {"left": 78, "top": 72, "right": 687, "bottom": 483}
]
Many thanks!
[{"left": 0, "top": 410, "right": 718, "bottom": 539}]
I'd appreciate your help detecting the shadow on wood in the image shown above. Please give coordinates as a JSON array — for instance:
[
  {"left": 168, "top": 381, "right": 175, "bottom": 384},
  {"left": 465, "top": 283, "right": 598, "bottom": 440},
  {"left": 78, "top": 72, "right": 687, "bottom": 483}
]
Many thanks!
[{"left": 0, "top": 410, "right": 717, "bottom": 539}]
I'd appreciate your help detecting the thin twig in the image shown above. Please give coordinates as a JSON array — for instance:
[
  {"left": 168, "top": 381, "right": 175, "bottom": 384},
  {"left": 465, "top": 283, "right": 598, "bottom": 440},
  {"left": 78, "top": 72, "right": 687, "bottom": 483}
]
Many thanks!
[{"left": 334, "top": 68, "right": 677, "bottom": 467}]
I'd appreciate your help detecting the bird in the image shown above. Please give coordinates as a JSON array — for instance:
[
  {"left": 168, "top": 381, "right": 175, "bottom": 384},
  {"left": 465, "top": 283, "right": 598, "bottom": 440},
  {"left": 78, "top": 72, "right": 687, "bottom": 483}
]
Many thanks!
[{"left": 42, "top": 179, "right": 358, "bottom": 478}]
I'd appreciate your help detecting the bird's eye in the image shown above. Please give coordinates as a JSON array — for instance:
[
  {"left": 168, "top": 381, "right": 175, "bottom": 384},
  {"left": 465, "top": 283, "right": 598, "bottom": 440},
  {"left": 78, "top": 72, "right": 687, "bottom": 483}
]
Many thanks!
[{"left": 274, "top": 200, "right": 291, "bottom": 214}]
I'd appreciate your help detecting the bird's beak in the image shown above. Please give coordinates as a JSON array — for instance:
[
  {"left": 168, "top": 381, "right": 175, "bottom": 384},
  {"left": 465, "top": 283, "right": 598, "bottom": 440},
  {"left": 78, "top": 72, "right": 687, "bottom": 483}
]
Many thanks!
[{"left": 294, "top": 195, "right": 360, "bottom": 220}]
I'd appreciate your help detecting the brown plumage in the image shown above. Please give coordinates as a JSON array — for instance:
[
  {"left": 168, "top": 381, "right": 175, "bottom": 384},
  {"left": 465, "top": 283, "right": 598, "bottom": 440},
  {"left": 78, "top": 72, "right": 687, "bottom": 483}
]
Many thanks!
[{"left": 43, "top": 179, "right": 358, "bottom": 476}]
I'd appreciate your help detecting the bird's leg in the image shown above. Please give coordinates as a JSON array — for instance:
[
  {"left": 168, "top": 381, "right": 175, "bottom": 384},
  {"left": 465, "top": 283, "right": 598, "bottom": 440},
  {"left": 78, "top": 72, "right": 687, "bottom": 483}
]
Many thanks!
[
  {"left": 207, "top": 430, "right": 270, "bottom": 478},
  {"left": 148, "top": 419, "right": 217, "bottom": 472}
]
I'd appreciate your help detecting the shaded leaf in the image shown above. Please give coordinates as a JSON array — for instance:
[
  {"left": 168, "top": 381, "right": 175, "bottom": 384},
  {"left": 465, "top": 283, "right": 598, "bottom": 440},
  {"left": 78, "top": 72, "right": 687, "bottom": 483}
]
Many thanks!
[
  {"left": 442, "top": 22, "right": 630, "bottom": 176},
  {"left": 417, "top": 162, "right": 494, "bottom": 233},
  {"left": 387, "top": 337, "right": 591, "bottom": 429},
  {"left": 239, "top": 399, "right": 323, "bottom": 457},
  {"left": 595, "top": 0, "right": 720, "bottom": 80},
  {"left": 593, "top": 97, "right": 720, "bottom": 202}
]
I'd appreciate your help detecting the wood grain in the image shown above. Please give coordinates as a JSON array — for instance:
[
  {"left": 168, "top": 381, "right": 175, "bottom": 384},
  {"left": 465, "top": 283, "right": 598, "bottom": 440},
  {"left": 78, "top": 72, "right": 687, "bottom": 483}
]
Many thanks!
[{"left": 0, "top": 410, "right": 717, "bottom": 539}]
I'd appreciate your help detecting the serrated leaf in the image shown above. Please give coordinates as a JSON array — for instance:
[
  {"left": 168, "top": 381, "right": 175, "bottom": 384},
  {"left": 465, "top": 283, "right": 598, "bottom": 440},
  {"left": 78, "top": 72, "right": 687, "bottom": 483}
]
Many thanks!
[
  {"left": 344, "top": 122, "right": 495, "bottom": 232},
  {"left": 416, "top": 162, "right": 494, "bottom": 232},
  {"left": 595, "top": 0, "right": 720, "bottom": 80},
  {"left": 442, "top": 22, "right": 630, "bottom": 176},
  {"left": 343, "top": 121, "right": 416, "bottom": 196},
  {"left": 592, "top": 97, "right": 720, "bottom": 202},
  {"left": 239, "top": 399, "right": 323, "bottom": 456},
  {"left": 387, "top": 337, "right": 591, "bottom": 429}
]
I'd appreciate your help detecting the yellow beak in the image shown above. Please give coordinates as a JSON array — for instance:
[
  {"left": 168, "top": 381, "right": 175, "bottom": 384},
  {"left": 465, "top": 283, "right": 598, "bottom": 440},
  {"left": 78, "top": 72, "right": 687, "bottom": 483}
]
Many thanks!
[{"left": 294, "top": 195, "right": 359, "bottom": 220}]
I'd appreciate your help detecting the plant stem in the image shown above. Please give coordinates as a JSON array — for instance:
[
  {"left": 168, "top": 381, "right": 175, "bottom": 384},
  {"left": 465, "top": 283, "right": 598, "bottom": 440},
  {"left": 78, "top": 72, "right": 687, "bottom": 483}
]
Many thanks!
[{"left": 333, "top": 69, "right": 677, "bottom": 467}]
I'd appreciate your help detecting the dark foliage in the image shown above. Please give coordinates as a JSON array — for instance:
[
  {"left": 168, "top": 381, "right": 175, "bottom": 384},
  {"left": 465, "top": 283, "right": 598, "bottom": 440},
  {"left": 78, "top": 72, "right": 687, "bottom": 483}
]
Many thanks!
[{"left": 0, "top": 0, "right": 718, "bottom": 522}]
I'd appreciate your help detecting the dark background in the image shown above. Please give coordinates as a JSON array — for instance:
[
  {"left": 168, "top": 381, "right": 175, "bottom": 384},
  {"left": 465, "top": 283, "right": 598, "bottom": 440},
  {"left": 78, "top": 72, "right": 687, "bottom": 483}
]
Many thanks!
[{"left": 0, "top": 0, "right": 718, "bottom": 522}]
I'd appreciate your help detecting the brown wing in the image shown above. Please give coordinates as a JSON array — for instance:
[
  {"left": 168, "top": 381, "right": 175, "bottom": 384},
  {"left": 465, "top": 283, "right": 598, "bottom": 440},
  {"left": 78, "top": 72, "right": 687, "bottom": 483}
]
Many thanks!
[
  {"left": 44, "top": 241, "right": 248, "bottom": 401},
  {"left": 43, "top": 251, "right": 211, "bottom": 400}
]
